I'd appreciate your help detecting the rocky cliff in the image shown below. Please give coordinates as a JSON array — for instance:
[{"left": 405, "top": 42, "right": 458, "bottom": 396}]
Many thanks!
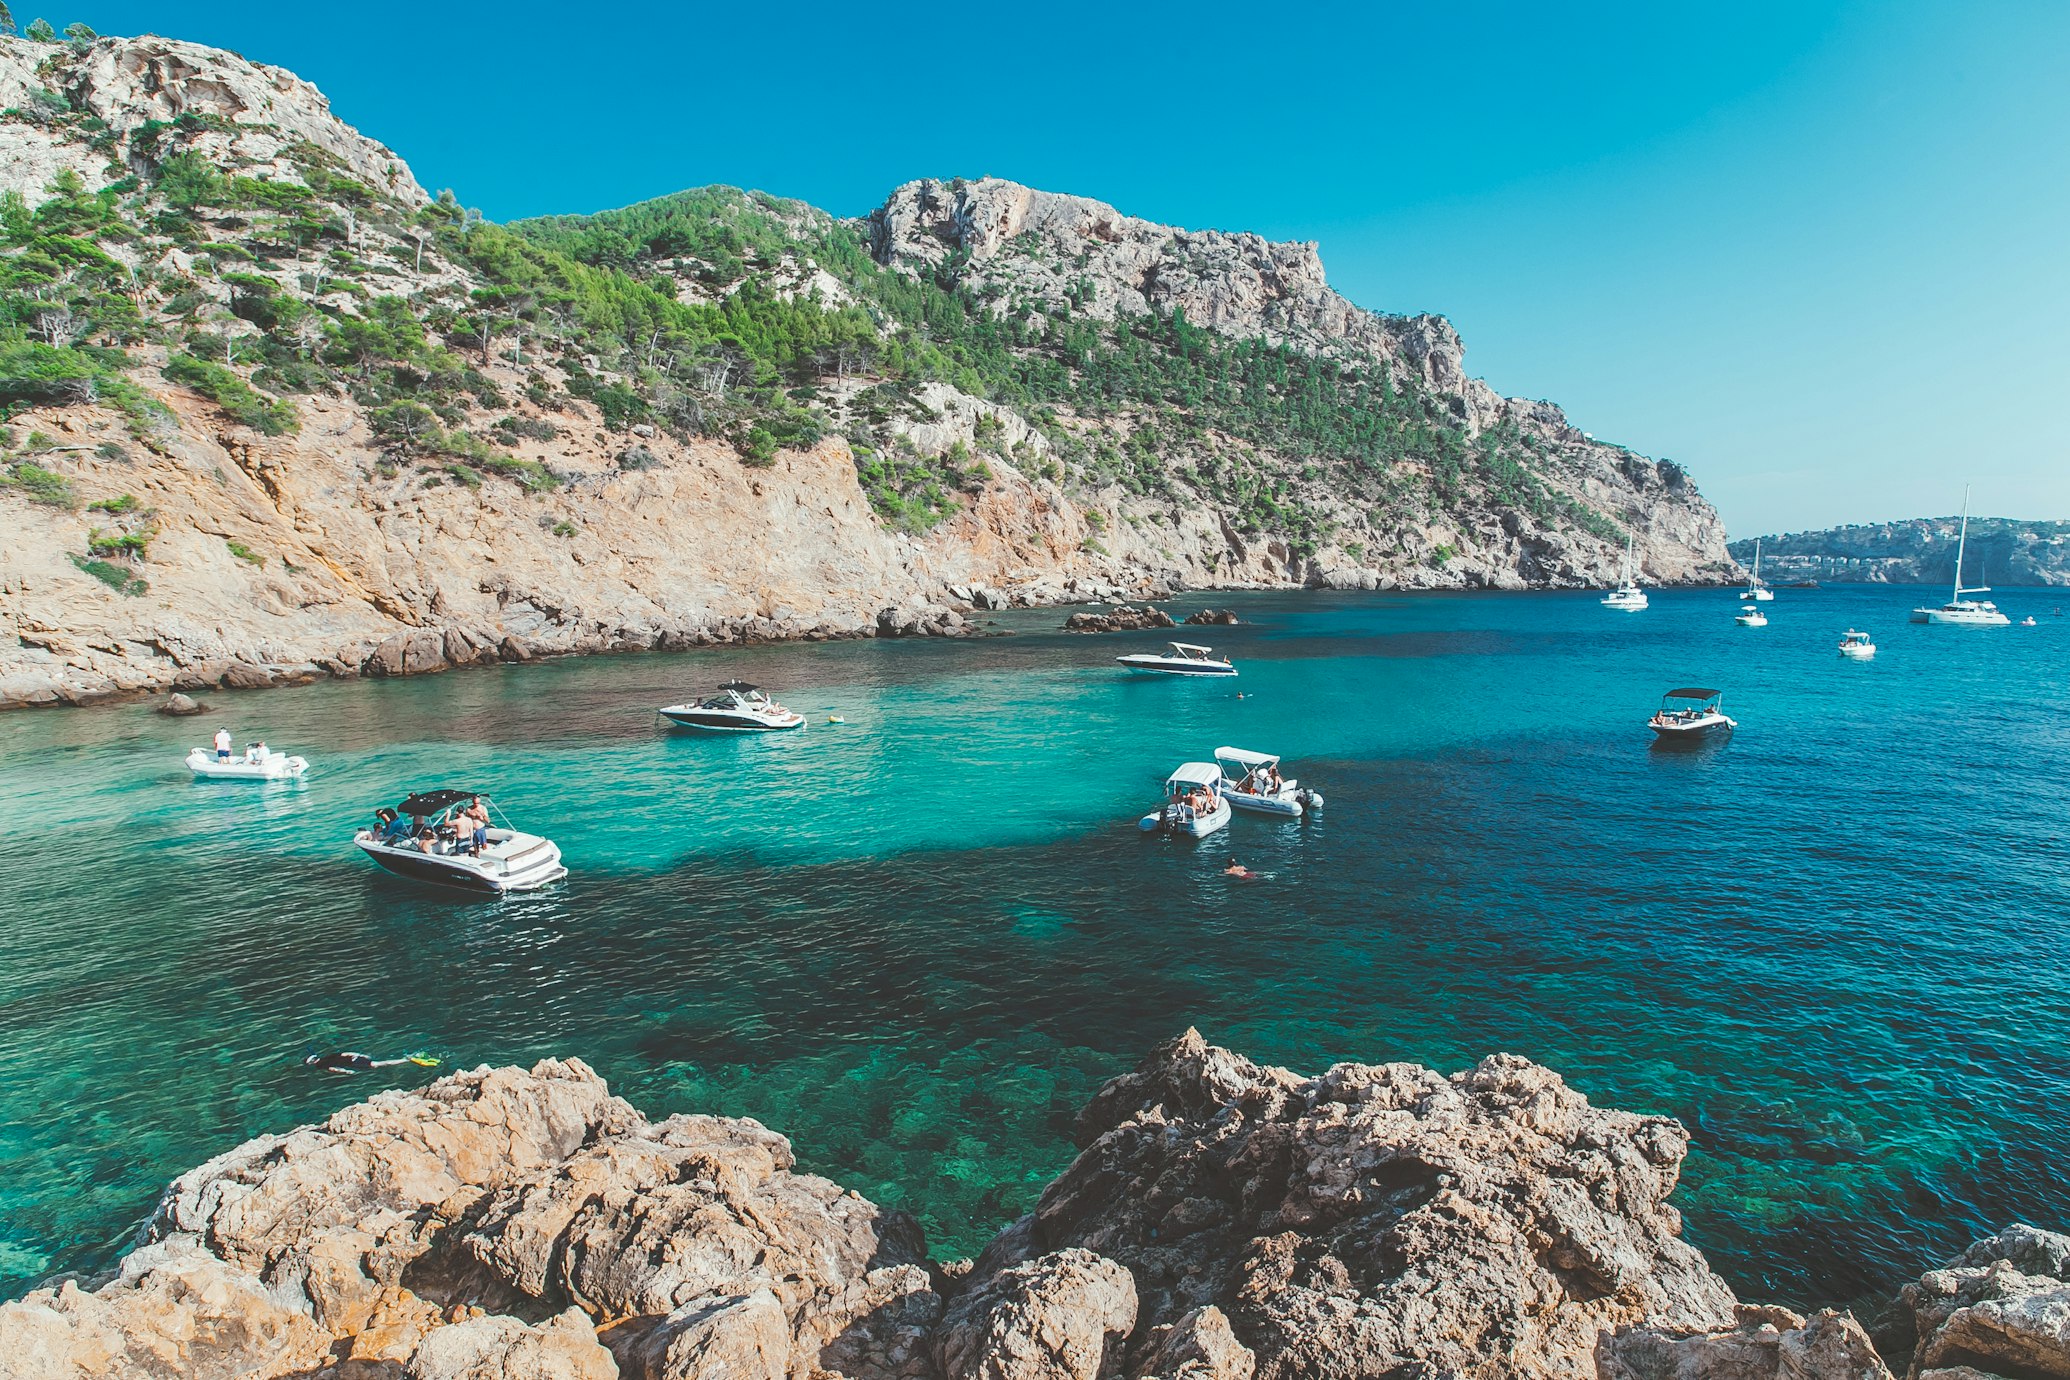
[
  {"left": 1731, "top": 519, "right": 2070, "bottom": 587},
  {"left": 0, "top": 32, "right": 1734, "bottom": 711},
  {"left": 5, "top": 1033, "right": 2058, "bottom": 1380}
]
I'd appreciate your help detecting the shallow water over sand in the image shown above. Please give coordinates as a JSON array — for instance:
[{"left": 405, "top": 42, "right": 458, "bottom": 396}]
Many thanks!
[{"left": 3, "top": 585, "right": 2068, "bottom": 1304}]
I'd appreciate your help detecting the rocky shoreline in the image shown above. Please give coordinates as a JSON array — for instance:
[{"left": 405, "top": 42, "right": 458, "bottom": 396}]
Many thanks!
[{"left": 6, "top": 1031, "right": 2060, "bottom": 1380}]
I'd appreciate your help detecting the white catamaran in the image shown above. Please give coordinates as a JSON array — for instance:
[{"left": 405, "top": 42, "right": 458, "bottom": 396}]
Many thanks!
[
  {"left": 1601, "top": 532, "right": 1648, "bottom": 611},
  {"left": 1910, "top": 488, "right": 2009, "bottom": 626},
  {"left": 1739, "top": 537, "right": 1775, "bottom": 602}
]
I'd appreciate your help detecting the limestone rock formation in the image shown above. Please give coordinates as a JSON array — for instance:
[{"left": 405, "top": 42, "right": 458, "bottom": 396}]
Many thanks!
[
  {"left": 1063, "top": 606, "right": 1175, "bottom": 633},
  {"left": 1007, "top": 1029, "right": 1740, "bottom": 1380},
  {"left": 1883, "top": 1225, "right": 2070, "bottom": 1380},
  {"left": 1599, "top": 1305, "right": 1894, "bottom": 1380},
  {"left": 935, "top": 1249, "right": 1136, "bottom": 1380}
]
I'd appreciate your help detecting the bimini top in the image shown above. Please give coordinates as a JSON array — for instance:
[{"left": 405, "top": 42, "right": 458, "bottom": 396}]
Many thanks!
[
  {"left": 717, "top": 681, "right": 761, "bottom": 693},
  {"left": 395, "top": 789, "right": 483, "bottom": 817},
  {"left": 1166, "top": 762, "right": 1224, "bottom": 787},
  {"left": 1169, "top": 642, "right": 1215, "bottom": 656},
  {"left": 1213, "top": 746, "right": 1279, "bottom": 768},
  {"left": 1663, "top": 687, "right": 1722, "bottom": 701}
]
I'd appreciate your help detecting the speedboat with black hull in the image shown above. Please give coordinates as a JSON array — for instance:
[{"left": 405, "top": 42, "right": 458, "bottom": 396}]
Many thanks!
[
  {"left": 1648, "top": 688, "right": 1736, "bottom": 742},
  {"left": 1214, "top": 746, "right": 1323, "bottom": 818},
  {"left": 658, "top": 683, "right": 805, "bottom": 732},
  {"left": 1116, "top": 642, "right": 1237, "bottom": 677},
  {"left": 1138, "top": 763, "right": 1232, "bottom": 838},
  {"left": 354, "top": 789, "right": 566, "bottom": 894}
]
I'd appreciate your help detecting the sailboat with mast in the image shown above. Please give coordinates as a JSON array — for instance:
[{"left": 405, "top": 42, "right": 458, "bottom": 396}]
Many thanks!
[
  {"left": 1910, "top": 487, "right": 2009, "bottom": 625},
  {"left": 1738, "top": 537, "right": 1775, "bottom": 601},
  {"left": 1601, "top": 531, "right": 1648, "bottom": 611}
]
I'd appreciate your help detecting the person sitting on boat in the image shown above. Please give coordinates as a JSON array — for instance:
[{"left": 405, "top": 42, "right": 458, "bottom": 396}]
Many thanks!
[
  {"left": 214, "top": 726, "right": 233, "bottom": 761},
  {"left": 373, "top": 807, "right": 412, "bottom": 845}
]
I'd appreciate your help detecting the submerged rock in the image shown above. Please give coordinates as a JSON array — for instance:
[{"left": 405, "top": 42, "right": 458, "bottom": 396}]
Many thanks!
[{"left": 157, "top": 690, "right": 208, "bottom": 716}]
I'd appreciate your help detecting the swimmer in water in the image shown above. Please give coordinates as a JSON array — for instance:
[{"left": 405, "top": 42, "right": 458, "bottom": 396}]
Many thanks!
[
  {"left": 305, "top": 1051, "right": 442, "bottom": 1075},
  {"left": 1223, "top": 858, "right": 1254, "bottom": 879}
]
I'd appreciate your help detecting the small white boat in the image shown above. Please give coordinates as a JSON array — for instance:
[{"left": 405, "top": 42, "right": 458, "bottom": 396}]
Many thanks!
[
  {"left": 1838, "top": 629, "right": 1876, "bottom": 659},
  {"left": 658, "top": 682, "right": 805, "bottom": 732},
  {"left": 1648, "top": 687, "right": 1736, "bottom": 742},
  {"left": 354, "top": 789, "right": 566, "bottom": 894},
  {"left": 2020, "top": 616, "right": 2037, "bottom": 627},
  {"left": 1138, "top": 762, "right": 1232, "bottom": 837},
  {"left": 1739, "top": 538, "right": 1775, "bottom": 602},
  {"left": 1912, "top": 487, "right": 2009, "bottom": 626},
  {"left": 1116, "top": 642, "right": 1237, "bottom": 677},
  {"left": 1214, "top": 746, "right": 1323, "bottom": 818},
  {"left": 1734, "top": 604, "right": 1768, "bottom": 627},
  {"left": 1601, "top": 531, "right": 1648, "bottom": 610},
  {"left": 186, "top": 744, "right": 308, "bottom": 779}
]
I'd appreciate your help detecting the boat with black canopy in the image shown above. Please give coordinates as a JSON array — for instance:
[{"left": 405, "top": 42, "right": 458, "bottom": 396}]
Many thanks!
[
  {"left": 657, "top": 683, "right": 805, "bottom": 732},
  {"left": 353, "top": 789, "right": 566, "bottom": 893},
  {"left": 1647, "top": 687, "right": 1736, "bottom": 742}
]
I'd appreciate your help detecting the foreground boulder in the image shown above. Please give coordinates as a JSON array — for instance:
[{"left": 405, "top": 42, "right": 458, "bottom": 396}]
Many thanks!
[
  {"left": 1600, "top": 1304, "right": 1893, "bottom": 1380},
  {"left": 1002, "top": 1030, "right": 1739, "bottom": 1380},
  {"left": 1884, "top": 1224, "right": 2070, "bottom": 1380}
]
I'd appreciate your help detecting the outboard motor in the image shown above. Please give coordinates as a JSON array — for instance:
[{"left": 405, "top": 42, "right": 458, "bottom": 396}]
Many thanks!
[{"left": 1297, "top": 789, "right": 1324, "bottom": 813}]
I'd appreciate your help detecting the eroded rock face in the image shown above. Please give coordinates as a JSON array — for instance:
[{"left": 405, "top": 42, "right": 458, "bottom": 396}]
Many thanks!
[
  {"left": 1012, "top": 1029, "right": 1739, "bottom": 1380},
  {"left": 1063, "top": 606, "right": 1175, "bottom": 633},
  {"left": 936, "top": 1249, "right": 1136, "bottom": 1380},
  {"left": 1886, "top": 1225, "right": 2070, "bottom": 1380},
  {"left": 1600, "top": 1304, "right": 1893, "bottom": 1380}
]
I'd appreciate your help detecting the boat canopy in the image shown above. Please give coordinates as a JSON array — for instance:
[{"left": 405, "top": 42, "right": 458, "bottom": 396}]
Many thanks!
[
  {"left": 1166, "top": 762, "right": 1223, "bottom": 787},
  {"left": 1213, "top": 746, "right": 1279, "bottom": 768},
  {"left": 1169, "top": 642, "right": 1213, "bottom": 655},
  {"left": 395, "top": 789, "right": 482, "bottom": 817},
  {"left": 1662, "top": 687, "right": 1721, "bottom": 702},
  {"left": 717, "top": 681, "right": 761, "bottom": 693}
]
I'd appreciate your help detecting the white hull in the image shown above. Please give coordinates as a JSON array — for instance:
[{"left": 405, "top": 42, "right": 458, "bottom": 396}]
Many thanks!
[
  {"left": 1138, "top": 801, "right": 1231, "bottom": 837},
  {"left": 1225, "top": 785, "right": 1323, "bottom": 817},
  {"left": 658, "top": 706, "right": 805, "bottom": 732},
  {"left": 187, "top": 749, "right": 307, "bottom": 780},
  {"left": 354, "top": 829, "right": 566, "bottom": 893},
  {"left": 1838, "top": 644, "right": 1875, "bottom": 658},
  {"left": 1735, "top": 614, "right": 1767, "bottom": 627},
  {"left": 1117, "top": 656, "right": 1237, "bottom": 677},
  {"left": 1910, "top": 604, "right": 2010, "bottom": 626},
  {"left": 1601, "top": 589, "right": 1648, "bottom": 611},
  {"left": 1739, "top": 588, "right": 1774, "bottom": 602},
  {"left": 1650, "top": 712, "right": 1736, "bottom": 740}
]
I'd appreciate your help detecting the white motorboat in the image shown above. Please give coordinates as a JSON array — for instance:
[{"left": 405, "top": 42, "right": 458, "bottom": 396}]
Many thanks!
[
  {"left": 1739, "top": 538, "right": 1775, "bottom": 602},
  {"left": 354, "top": 789, "right": 566, "bottom": 894},
  {"left": 186, "top": 743, "right": 308, "bottom": 779},
  {"left": 2020, "top": 616, "right": 2037, "bottom": 626},
  {"left": 1911, "top": 488, "right": 2009, "bottom": 625},
  {"left": 658, "top": 682, "right": 805, "bottom": 732},
  {"left": 1601, "top": 531, "right": 1648, "bottom": 610},
  {"left": 1116, "top": 642, "right": 1237, "bottom": 677},
  {"left": 1734, "top": 604, "right": 1768, "bottom": 627},
  {"left": 1837, "top": 629, "right": 1876, "bottom": 659},
  {"left": 1648, "top": 687, "right": 1736, "bottom": 742},
  {"left": 1138, "top": 762, "right": 1232, "bottom": 837},
  {"left": 1214, "top": 746, "right": 1323, "bottom": 818}
]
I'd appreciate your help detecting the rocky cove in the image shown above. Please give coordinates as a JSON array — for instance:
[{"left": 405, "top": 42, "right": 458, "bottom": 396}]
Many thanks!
[
  {"left": 5, "top": 1032, "right": 2063, "bottom": 1380},
  {"left": 0, "top": 34, "right": 1737, "bottom": 713}
]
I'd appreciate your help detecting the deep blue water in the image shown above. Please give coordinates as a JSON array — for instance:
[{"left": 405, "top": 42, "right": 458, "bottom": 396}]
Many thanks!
[{"left": 3, "top": 585, "right": 2068, "bottom": 1305}]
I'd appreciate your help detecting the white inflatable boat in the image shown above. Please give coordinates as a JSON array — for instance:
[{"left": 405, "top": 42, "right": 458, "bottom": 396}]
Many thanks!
[
  {"left": 186, "top": 745, "right": 309, "bottom": 780},
  {"left": 1138, "top": 762, "right": 1232, "bottom": 838},
  {"left": 1214, "top": 746, "right": 1323, "bottom": 818}
]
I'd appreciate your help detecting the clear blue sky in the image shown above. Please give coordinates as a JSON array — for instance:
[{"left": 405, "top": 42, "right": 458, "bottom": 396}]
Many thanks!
[{"left": 62, "top": 1, "right": 2070, "bottom": 537}]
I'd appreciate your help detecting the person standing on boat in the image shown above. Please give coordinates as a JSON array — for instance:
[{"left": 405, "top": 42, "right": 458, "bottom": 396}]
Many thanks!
[
  {"left": 463, "top": 796, "right": 490, "bottom": 855},
  {"left": 214, "top": 726, "right": 233, "bottom": 761}
]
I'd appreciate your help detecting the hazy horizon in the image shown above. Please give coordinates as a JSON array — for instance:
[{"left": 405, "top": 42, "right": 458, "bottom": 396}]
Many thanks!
[{"left": 67, "top": 0, "right": 2070, "bottom": 539}]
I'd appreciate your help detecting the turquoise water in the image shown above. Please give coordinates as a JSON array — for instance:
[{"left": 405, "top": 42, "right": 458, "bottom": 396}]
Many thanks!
[{"left": 3, "top": 586, "right": 2069, "bottom": 1306}]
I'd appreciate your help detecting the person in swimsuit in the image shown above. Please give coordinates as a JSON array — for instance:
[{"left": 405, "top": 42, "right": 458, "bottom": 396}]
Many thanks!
[{"left": 214, "top": 727, "right": 233, "bottom": 761}]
